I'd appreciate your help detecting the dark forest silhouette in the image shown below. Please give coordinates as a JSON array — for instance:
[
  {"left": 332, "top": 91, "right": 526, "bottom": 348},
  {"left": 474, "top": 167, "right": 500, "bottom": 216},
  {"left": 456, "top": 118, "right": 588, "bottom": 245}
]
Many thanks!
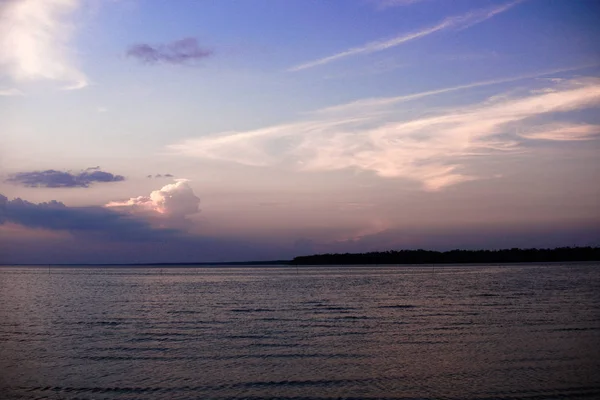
[{"left": 291, "top": 247, "right": 600, "bottom": 265}]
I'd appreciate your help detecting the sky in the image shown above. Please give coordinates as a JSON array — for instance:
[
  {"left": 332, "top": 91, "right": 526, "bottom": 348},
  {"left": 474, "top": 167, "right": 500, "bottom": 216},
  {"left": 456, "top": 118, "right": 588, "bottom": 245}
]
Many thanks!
[{"left": 1, "top": 0, "right": 599, "bottom": 264}]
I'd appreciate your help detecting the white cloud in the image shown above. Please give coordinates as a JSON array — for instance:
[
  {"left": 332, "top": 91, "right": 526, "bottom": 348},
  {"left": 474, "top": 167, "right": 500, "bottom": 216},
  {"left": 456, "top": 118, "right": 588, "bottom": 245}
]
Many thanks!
[
  {"left": 289, "top": 1, "right": 521, "bottom": 71},
  {"left": 106, "top": 180, "right": 201, "bottom": 228},
  {"left": 168, "top": 77, "right": 600, "bottom": 191},
  {"left": 519, "top": 123, "right": 600, "bottom": 141},
  {"left": 0, "top": 87, "right": 23, "bottom": 96},
  {"left": 0, "top": 0, "right": 87, "bottom": 89}
]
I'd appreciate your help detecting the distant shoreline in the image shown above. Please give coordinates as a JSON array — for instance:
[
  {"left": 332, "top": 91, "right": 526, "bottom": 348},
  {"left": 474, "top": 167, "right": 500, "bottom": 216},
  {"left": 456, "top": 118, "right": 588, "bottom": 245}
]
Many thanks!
[
  {"left": 1, "top": 247, "right": 598, "bottom": 267},
  {"left": 291, "top": 247, "right": 600, "bottom": 265}
]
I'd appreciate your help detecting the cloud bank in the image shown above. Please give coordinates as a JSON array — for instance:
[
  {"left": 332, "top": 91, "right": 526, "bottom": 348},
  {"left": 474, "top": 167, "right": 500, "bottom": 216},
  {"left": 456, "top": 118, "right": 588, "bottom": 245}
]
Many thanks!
[
  {"left": 0, "top": 194, "right": 178, "bottom": 242},
  {"left": 1, "top": 181, "right": 200, "bottom": 243},
  {"left": 0, "top": 189, "right": 287, "bottom": 264},
  {"left": 169, "top": 77, "right": 600, "bottom": 191},
  {"left": 0, "top": 0, "right": 87, "bottom": 89},
  {"left": 7, "top": 168, "right": 125, "bottom": 188},
  {"left": 289, "top": 1, "right": 521, "bottom": 71},
  {"left": 127, "top": 37, "right": 213, "bottom": 65}
]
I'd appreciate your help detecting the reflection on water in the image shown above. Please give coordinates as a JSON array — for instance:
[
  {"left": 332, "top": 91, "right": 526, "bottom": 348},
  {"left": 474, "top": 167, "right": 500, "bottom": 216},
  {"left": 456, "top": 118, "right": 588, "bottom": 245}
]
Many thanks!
[{"left": 1, "top": 264, "right": 599, "bottom": 399}]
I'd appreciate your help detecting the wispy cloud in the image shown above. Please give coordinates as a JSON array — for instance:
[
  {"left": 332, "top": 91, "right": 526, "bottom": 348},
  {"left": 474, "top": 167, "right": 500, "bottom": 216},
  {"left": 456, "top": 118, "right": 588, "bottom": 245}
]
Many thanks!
[
  {"left": 374, "top": 0, "right": 428, "bottom": 10},
  {"left": 0, "top": 0, "right": 88, "bottom": 89},
  {"left": 147, "top": 173, "right": 174, "bottom": 178},
  {"left": 317, "top": 64, "right": 599, "bottom": 114},
  {"left": 126, "top": 37, "right": 213, "bottom": 65},
  {"left": 7, "top": 168, "right": 125, "bottom": 188},
  {"left": 168, "top": 77, "right": 600, "bottom": 191},
  {"left": 0, "top": 87, "right": 24, "bottom": 96},
  {"left": 519, "top": 123, "right": 600, "bottom": 141},
  {"left": 289, "top": 1, "right": 521, "bottom": 71}
]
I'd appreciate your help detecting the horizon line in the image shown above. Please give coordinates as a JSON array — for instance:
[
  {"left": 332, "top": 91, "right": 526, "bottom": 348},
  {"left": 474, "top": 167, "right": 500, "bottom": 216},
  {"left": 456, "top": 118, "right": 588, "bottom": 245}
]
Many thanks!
[{"left": 2, "top": 246, "right": 598, "bottom": 267}]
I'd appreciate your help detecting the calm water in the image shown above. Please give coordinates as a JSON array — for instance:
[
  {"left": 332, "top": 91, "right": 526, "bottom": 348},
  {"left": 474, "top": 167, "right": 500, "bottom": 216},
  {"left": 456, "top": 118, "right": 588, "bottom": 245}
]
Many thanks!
[{"left": 0, "top": 264, "right": 599, "bottom": 400}]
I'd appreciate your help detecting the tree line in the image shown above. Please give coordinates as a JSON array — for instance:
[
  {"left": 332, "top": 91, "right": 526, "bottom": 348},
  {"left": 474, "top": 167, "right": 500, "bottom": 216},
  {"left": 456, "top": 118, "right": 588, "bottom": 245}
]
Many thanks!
[{"left": 291, "top": 247, "right": 600, "bottom": 265}]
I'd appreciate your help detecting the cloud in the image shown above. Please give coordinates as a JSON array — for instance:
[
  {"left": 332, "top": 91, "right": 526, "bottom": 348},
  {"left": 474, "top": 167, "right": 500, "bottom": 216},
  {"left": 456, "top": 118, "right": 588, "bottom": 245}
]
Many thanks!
[
  {"left": 0, "top": 180, "right": 199, "bottom": 245},
  {"left": 316, "top": 65, "right": 600, "bottom": 115},
  {"left": 0, "top": 191, "right": 289, "bottom": 264},
  {"left": 0, "top": 193, "right": 179, "bottom": 242},
  {"left": 126, "top": 37, "right": 213, "bottom": 65},
  {"left": 0, "top": 196, "right": 285, "bottom": 264},
  {"left": 3, "top": 189, "right": 597, "bottom": 264},
  {"left": 318, "top": 65, "right": 600, "bottom": 114},
  {"left": 0, "top": 87, "right": 24, "bottom": 96},
  {"left": 107, "top": 179, "right": 199, "bottom": 217},
  {"left": 168, "top": 76, "right": 600, "bottom": 191},
  {"left": 0, "top": 0, "right": 87, "bottom": 89},
  {"left": 374, "top": 0, "right": 428, "bottom": 9},
  {"left": 519, "top": 123, "right": 600, "bottom": 141},
  {"left": 7, "top": 168, "right": 125, "bottom": 188},
  {"left": 106, "top": 179, "right": 200, "bottom": 229},
  {"left": 289, "top": 1, "right": 521, "bottom": 71}
]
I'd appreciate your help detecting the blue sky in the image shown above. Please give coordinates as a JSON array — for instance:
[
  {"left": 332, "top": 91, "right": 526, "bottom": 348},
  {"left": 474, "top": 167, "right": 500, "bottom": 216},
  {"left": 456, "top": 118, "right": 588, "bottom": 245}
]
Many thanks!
[{"left": 1, "top": 0, "right": 599, "bottom": 263}]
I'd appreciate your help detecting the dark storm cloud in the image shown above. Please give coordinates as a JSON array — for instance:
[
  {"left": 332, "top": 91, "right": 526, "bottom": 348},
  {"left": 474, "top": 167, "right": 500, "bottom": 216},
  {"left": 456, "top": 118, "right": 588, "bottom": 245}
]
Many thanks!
[
  {"left": 126, "top": 38, "right": 213, "bottom": 65},
  {"left": 0, "top": 194, "right": 178, "bottom": 241},
  {"left": 6, "top": 169, "right": 125, "bottom": 188}
]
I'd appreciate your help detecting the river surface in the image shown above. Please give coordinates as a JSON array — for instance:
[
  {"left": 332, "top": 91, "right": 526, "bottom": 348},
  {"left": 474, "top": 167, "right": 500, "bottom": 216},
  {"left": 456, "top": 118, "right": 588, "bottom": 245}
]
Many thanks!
[{"left": 0, "top": 264, "right": 599, "bottom": 400}]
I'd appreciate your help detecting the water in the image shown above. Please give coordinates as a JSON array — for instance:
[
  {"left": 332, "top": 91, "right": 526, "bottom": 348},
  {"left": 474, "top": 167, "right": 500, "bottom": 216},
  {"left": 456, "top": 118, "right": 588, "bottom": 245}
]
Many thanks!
[{"left": 0, "top": 264, "right": 599, "bottom": 400}]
